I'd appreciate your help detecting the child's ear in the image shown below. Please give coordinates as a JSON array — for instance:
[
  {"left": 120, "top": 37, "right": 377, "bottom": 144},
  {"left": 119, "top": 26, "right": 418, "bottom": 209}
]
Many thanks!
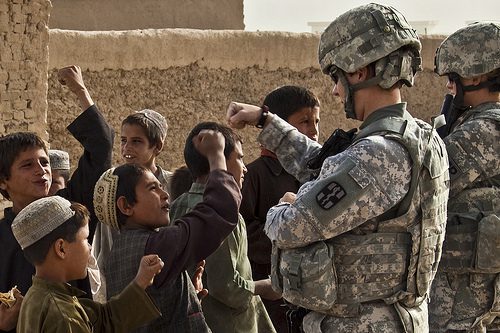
[
  {"left": 117, "top": 196, "right": 134, "bottom": 216},
  {"left": 0, "top": 179, "right": 7, "bottom": 191},
  {"left": 53, "top": 239, "right": 66, "bottom": 259},
  {"left": 154, "top": 141, "right": 164, "bottom": 156}
]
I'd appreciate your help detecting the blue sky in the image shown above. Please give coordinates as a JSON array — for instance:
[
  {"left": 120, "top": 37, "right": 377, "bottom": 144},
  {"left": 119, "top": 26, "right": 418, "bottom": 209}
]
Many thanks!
[{"left": 244, "top": 0, "right": 500, "bottom": 34}]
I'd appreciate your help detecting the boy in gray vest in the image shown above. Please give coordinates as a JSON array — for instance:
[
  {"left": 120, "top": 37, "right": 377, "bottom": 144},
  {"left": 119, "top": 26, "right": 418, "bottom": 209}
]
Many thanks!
[
  {"left": 93, "top": 129, "right": 241, "bottom": 332},
  {"left": 226, "top": 3, "right": 450, "bottom": 332}
]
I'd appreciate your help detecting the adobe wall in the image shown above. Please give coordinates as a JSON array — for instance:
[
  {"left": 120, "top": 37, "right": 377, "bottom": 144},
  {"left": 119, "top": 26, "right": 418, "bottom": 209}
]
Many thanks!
[
  {"left": 0, "top": 0, "right": 50, "bottom": 137},
  {"left": 49, "top": 0, "right": 244, "bottom": 30},
  {"left": 47, "top": 29, "right": 448, "bottom": 174},
  {"left": 0, "top": 0, "right": 51, "bottom": 213}
]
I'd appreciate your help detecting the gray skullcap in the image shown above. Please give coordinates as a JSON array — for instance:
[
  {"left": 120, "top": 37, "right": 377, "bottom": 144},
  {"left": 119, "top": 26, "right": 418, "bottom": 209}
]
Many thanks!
[
  {"left": 93, "top": 168, "right": 119, "bottom": 230},
  {"left": 12, "top": 196, "right": 75, "bottom": 250},
  {"left": 49, "top": 149, "right": 70, "bottom": 170},
  {"left": 135, "top": 109, "right": 168, "bottom": 140}
]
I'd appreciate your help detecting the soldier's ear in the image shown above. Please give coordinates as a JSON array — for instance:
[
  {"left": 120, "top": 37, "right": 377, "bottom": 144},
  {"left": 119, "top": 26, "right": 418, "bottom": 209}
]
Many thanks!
[{"left": 116, "top": 196, "right": 133, "bottom": 217}]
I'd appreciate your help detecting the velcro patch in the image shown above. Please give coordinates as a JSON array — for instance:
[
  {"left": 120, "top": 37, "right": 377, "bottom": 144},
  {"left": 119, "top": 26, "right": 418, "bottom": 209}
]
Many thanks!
[{"left": 316, "top": 182, "right": 346, "bottom": 210}]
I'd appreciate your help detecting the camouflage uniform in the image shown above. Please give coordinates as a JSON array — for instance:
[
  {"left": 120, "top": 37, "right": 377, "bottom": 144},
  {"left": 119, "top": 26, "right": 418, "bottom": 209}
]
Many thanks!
[
  {"left": 263, "top": 109, "right": 449, "bottom": 333},
  {"left": 262, "top": 4, "right": 450, "bottom": 333},
  {"left": 430, "top": 22, "right": 500, "bottom": 333}
]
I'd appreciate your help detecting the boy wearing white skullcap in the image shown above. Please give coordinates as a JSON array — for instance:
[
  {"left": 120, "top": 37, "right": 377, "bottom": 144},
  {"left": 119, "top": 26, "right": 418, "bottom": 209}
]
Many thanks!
[
  {"left": 48, "top": 149, "right": 71, "bottom": 196},
  {"left": 11, "top": 196, "right": 162, "bottom": 333}
]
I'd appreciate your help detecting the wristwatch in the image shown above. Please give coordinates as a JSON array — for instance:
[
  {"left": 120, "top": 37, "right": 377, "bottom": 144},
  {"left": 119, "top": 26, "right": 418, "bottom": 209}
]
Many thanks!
[{"left": 255, "top": 105, "right": 269, "bottom": 128}]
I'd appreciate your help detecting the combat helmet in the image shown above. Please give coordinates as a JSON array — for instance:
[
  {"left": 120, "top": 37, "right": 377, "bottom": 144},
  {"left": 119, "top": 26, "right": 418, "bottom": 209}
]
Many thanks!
[
  {"left": 435, "top": 22, "right": 500, "bottom": 78},
  {"left": 318, "top": 3, "right": 422, "bottom": 119}
]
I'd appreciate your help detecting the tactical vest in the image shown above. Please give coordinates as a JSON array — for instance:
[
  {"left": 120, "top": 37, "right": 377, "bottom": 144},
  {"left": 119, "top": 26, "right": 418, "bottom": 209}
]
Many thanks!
[
  {"left": 271, "top": 108, "right": 449, "bottom": 324},
  {"left": 106, "top": 229, "right": 210, "bottom": 333},
  {"left": 439, "top": 108, "right": 500, "bottom": 274}
]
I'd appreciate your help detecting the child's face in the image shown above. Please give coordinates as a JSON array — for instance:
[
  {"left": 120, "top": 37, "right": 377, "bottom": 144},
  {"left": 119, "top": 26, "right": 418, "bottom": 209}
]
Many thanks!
[
  {"left": 0, "top": 147, "right": 51, "bottom": 212},
  {"left": 120, "top": 123, "right": 157, "bottom": 168},
  {"left": 226, "top": 141, "right": 247, "bottom": 189},
  {"left": 127, "top": 171, "right": 170, "bottom": 228},
  {"left": 48, "top": 170, "right": 67, "bottom": 196},
  {"left": 287, "top": 106, "right": 320, "bottom": 142},
  {"left": 65, "top": 222, "right": 91, "bottom": 281}
]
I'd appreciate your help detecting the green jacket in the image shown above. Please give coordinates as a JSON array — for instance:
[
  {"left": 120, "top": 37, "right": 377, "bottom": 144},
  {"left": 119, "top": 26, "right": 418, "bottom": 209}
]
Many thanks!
[
  {"left": 170, "top": 183, "right": 276, "bottom": 333},
  {"left": 17, "top": 276, "right": 160, "bottom": 333}
]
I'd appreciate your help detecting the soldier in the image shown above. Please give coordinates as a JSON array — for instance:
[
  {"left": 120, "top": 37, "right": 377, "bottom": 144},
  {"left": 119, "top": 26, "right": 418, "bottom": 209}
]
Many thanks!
[
  {"left": 226, "top": 3, "right": 450, "bottom": 333},
  {"left": 430, "top": 22, "right": 500, "bottom": 332}
]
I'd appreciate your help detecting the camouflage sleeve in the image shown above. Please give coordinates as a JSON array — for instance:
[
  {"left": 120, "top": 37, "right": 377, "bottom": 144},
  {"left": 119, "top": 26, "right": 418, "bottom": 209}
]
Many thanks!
[
  {"left": 264, "top": 136, "right": 411, "bottom": 249},
  {"left": 258, "top": 115, "right": 322, "bottom": 183},
  {"left": 445, "top": 117, "right": 500, "bottom": 198}
]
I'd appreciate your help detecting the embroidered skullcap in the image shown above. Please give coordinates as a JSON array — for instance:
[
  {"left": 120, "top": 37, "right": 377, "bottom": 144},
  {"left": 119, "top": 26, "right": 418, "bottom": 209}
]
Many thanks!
[
  {"left": 49, "top": 149, "right": 70, "bottom": 170},
  {"left": 93, "top": 168, "right": 119, "bottom": 230},
  {"left": 12, "top": 196, "right": 75, "bottom": 250},
  {"left": 135, "top": 109, "right": 168, "bottom": 140}
]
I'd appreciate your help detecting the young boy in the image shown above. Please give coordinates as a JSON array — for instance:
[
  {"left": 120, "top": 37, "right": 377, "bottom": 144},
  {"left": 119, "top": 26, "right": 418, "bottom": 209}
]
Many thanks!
[
  {"left": 170, "top": 122, "right": 279, "bottom": 333},
  {"left": 0, "top": 65, "right": 113, "bottom": 332},
  {"left": 11, "top": 196, "right": 162, "bottom": 332},
  {"left": 92, "top": 108, "right": 173, "bottom": 300},
  {"left": 93, "top": 129, "right": 241, "bottom": 332},
  {"left": 120, "top": 109, "right": 172, "bottom": 189},
  {"left": 240, "top": 85, "right": 320, "bottom": 331},
  {"left": 48, "top": 149, "right": 71, "bottom": 196}
]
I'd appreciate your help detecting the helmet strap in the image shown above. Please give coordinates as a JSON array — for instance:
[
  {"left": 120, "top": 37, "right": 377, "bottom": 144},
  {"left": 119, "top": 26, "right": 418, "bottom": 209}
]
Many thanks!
[
  {"left": 337, "top": 71, "right": 357, "bottom": 120},
  {"left": 441, "top": 80, "right": 470, "bottom": 136}
]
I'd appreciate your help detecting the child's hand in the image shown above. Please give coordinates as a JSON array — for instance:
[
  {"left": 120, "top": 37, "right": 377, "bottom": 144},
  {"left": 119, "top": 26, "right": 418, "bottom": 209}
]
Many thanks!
[
  {"left": 58, "top": 65, "right": 93, "bottom": 110},
  {"left": 0, "top": 289, "right": 23, "bottom": 331},
  {"left": 193, "top": 130, "right": 227, "bottom": 171},
  {"left": 192, "top": 260, "right": 208, "bottom": 301},
  {"left": 134, "top": 255, "right": 164, "bottom": 290}
]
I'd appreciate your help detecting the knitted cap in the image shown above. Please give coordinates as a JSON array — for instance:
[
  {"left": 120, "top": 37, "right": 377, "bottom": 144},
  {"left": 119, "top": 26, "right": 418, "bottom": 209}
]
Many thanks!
[
  {"left": 49, "top": 149, "right": 70, "bottom": 170},
  {"left": 12, "top": 196, "right": 75, "bottom": 250},
  {"left": 135, "top": 109, "right": 168, "bottom": 140},
  {"left": 93, "top": 168, "right": 119, "bottom": 230}
]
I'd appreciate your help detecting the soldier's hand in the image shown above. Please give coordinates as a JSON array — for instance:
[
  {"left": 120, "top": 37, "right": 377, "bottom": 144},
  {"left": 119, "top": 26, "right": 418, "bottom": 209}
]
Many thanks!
[
  {"left": 226, "top": 102, "right": 269, "bottom": 129},
  {"left": 279, "top": 192, "right": 296, "bottom": 204},
  {"left": 134, "top": 254, "right": 164, "bottom": 290},
  {"left": 254, "top": 279, "right": 282, "bottom": 301}
]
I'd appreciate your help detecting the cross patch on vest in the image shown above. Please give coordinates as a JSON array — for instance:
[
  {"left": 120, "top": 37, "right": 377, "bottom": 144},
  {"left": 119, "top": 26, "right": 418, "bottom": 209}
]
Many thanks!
[{"left": 316, "top": 182, "right": 346, "bottom": 209}]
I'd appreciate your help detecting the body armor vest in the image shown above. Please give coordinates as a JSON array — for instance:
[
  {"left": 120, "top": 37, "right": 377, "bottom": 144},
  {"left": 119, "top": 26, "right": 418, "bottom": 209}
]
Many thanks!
[
  {"left": 271, "top": 108, "right": 449, "bottom": 322},
  {"left": 439, "top": 108, "right": 500, "bottom": 274}
]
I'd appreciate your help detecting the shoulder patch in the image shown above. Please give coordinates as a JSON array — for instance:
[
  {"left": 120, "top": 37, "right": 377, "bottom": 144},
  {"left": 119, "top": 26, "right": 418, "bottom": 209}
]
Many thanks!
[{"left": 316, "top": 182, "right": 346, "bottom": 210}]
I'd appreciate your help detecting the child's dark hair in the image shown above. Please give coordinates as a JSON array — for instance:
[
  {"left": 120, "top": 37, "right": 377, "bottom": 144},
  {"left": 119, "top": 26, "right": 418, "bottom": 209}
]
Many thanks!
[
  {"left": 169, "top": 165, "right": 193, "bottom": 201},
  {"left": 0, "top": 132, "right": 48, "bottom": 200},
  {"left": 263, "top": 86, "right": 320, "bottom": 121},
  {"left": 23, "top": 202, "right": 89, "bottom": 265},
  {"left": 113, "top": 164, "right": 149, "bottom": 227},
  {"left": 184, "top": 122, "right": 241, "bottom": 179},
  {"left": 121, "top": 110, "right": 167, "bottom": 149}
]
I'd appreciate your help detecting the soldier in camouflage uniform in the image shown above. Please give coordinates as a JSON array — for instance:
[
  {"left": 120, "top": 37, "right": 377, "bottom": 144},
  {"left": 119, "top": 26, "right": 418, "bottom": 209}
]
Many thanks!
[
  {"left": 429, "top": 22, "right": 500, "bottom": 333},
  {"left": 226, "top": 4, "right": 450, "bottom": 332}
]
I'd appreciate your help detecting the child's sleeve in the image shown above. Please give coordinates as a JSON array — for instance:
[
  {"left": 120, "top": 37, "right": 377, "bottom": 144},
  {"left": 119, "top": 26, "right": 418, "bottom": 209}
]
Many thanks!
[{"left": 80, "top": 281, "right": 160, "bottom": 332}]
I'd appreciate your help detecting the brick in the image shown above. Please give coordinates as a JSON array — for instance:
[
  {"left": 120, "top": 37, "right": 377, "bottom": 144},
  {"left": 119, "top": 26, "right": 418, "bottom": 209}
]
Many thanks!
[
  {"left": 13, "top": 110, "right": 24, "bottom": 120},
  {"left": 2, "top": 111, "right": 13, "bottom": 120},
  {"left": 24, "top": 107, "right": 36, "bottom": 118},
  {"left": 13, "top": 98, "right": 26, "bottom": 109}
]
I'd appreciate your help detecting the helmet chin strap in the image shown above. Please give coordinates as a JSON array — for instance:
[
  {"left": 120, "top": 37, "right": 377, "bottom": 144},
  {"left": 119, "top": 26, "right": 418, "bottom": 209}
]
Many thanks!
[
  {"left": 337, "top": 71, "right": 357, "bottom": 120},
  {"left": 338, "top": 69, "right": 383, "bottom": 120},
  {"left": 441, "top": 79, "right": 470, "bottom": 137}
]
